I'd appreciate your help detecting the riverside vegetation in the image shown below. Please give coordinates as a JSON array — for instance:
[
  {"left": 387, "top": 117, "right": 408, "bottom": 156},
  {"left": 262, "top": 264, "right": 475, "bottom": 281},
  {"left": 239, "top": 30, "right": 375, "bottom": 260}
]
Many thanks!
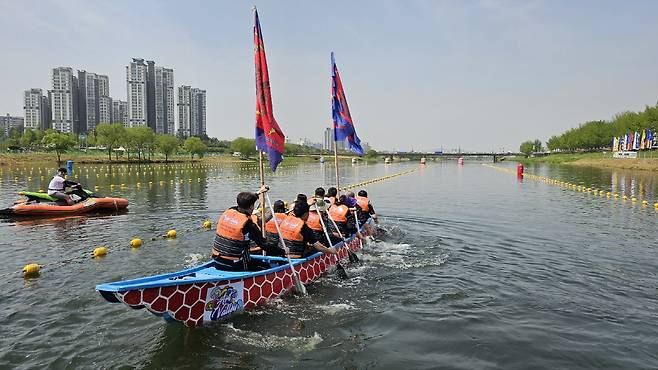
[{"left": 0, "top": 123, "right": 378, "bottom": 165}]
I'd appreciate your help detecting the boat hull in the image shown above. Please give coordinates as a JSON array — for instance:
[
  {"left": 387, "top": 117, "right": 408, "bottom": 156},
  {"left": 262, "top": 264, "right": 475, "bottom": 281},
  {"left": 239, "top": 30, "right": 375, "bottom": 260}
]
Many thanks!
[
  {"left": 6, "top": 197, "right": 129, "bottom": 216},
  {"left": 96, "top": 224, "right": 368, "bottom": 327}
]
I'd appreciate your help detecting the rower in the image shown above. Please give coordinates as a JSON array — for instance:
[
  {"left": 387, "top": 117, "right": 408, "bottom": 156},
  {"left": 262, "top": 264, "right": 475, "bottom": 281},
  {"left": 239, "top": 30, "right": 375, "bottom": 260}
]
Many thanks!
[
  {"left": 212, "top": 186, "right": 285, "bottom": 271},
  {"left": 279, "top": 201, "right": 338, "bottom": 258},
  {"left": 314, "top": 187, "right": 326, "bottom": 201},
  {"left": 355, "top": 189, "right": 378, "bottom": 234},
  {"left": 47, "top": 167, "right": 80, "bottom": 205},
  {"left": 326, "top": 187, "right": 338, "bottom": 205},
  {"left": 264, "top": 200, "right": 287, "bottom": 252},
  {"left": 327, "top": 195, "right": 357, "bottom": 237}
]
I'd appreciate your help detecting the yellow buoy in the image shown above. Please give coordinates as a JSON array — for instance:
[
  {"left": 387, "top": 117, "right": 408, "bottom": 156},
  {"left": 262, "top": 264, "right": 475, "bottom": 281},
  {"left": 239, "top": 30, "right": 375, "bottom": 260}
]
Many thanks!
[
  {"left": 631, "top": 197, "right": 637, "bottom": 203},
  {"left": 166, "top": 230, "right": 177, "bottom": 239},
  {"left": 130, "top": 238, "right": 142, "bottom": 248},
  {"left": 202, "top": 220, "right": 212, "bottom": 229},
  {"left": 642, "top": 200, "right": 648, "bottom": 206},
  {"left": 654, "top": 202, "right": 658, "bottom": 208},
  {"left": 92, "top": 247, "right": 108, "bottom": 257},
  {"left": 22, "top": 263, "right": 40, "bottom": 278}
]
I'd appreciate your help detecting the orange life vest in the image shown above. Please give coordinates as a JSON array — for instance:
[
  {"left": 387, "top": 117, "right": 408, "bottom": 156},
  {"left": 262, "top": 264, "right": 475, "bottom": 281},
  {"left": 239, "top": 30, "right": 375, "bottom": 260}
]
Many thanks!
[
  {"left": 265, "top": 212, "right": 286, "bottom": 235},
  {"left": 214, "top": 208, "right": 250, "bottom": 258},
  {"left": 355, "top": 196, "right": 369, "bottom": 212},
  {"left": 216, "top": 209, "right": 248, "bottom": 241},
  {"left": 279, "top": 214, "right": 307, "bottom": 257},
  {"left": 328, "top": 204, "right": 348, "bottom": 223},
  {"left": 306, "top": 211, "right": 323, "bottom": 232}
]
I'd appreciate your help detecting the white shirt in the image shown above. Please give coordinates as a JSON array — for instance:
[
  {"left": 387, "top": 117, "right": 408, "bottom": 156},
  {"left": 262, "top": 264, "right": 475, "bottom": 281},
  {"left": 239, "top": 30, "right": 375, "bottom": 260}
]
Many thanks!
[{"left": 48, "top": 174, "right": 65, "bottom": 195}]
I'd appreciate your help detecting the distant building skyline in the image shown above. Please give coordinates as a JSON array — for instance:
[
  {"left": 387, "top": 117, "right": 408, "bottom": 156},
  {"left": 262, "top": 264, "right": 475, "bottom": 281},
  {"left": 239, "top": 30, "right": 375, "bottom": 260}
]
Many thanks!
[
  {"left": 23, "top": 88, "right": 50, "bottom": 130},
  {"left": 50, "top": 67, "right": 76, "bottom": 133},
  {"left": 0, "top": 113, "right": 24, "bottom": 136},
  {"left": 177, "top": 86, "right": 206, "bottom": 138},
  {"left": 126, "top": 58, "right": 148, "bottom": 128}
]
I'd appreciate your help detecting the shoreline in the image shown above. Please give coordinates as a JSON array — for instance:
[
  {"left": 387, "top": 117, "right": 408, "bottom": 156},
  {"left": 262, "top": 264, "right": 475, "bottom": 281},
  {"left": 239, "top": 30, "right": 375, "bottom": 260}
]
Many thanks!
[
  {"left": 0, "top": 152, "right": 361, "bottom": 167},
  {"left": 514, "top": 152, "right": 658, "bottom": 171}
]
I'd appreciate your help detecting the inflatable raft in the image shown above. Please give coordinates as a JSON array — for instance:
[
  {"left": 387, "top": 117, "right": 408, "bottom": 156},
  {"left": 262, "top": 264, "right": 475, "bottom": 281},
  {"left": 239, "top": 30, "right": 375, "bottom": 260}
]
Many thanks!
[
  {"left": 96, "top": 221, "right": 370, "bottom": 327},
  {"left": 1, "top": 191, "right": 128, "bottom": 216}
]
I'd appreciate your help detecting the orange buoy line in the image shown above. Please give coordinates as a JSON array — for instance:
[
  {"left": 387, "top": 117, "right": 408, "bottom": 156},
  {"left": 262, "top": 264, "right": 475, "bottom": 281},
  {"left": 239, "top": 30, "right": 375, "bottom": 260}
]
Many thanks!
[{"left": 482, "top": 164, "right": 658, "bottom": 211}]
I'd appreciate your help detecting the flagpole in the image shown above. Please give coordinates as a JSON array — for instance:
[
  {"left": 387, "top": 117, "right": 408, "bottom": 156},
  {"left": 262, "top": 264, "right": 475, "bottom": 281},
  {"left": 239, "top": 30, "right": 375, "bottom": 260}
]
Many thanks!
[
  {"left": 258, "top": 150, "right": 266, "bottom": 238},
  {"left": 333, "top": 134, "right": 340, "bottom": 194}
]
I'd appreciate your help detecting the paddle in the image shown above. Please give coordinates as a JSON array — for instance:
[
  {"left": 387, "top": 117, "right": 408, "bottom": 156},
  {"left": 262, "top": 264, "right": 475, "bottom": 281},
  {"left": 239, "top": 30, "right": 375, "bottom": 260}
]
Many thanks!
[
  {"left": 316, "top": 205, "right": 348, "bottom": 280},
  {"left": 326, "top": 211, "right": 360, "bottom": 264},
  {"left": 264, "top": 194, "right": 307, "bottom": 295}
]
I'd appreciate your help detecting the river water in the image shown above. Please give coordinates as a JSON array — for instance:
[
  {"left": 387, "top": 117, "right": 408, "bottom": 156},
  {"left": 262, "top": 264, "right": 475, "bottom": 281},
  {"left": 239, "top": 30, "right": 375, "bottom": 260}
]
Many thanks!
[{"left": 0, "top": 159, "right": 656, "bottom": 369}]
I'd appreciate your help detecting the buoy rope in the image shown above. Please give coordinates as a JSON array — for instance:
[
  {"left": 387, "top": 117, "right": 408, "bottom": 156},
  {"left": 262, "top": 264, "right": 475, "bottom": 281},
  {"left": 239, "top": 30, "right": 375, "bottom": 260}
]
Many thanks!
[{"left": 482, "top": 164, "right": 658, "bottom": 210}]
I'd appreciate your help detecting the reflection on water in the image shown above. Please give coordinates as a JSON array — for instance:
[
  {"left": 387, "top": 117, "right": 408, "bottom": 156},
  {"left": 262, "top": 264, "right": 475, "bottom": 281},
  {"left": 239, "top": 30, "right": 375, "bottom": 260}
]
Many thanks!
[
  {"left": 0, "top": 160, "right": 657, "bottom": 369},
  {"left": 525, "top": 162, "right": 658, "bottom": 202}
]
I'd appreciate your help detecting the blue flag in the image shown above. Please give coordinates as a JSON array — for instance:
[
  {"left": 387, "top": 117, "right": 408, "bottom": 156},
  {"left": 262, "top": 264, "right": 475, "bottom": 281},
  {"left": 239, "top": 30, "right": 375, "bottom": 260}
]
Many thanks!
[{"left": 331, "top": 52, "right": 364, "bottom": 155}]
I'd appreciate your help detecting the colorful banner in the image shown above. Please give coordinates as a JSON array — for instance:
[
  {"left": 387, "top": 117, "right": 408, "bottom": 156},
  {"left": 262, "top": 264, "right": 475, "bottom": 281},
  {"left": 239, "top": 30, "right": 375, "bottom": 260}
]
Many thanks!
[
  {"left": 331, "top": 52, "right": 364, "bottom": 155},
  {"left": 254, "top": 9, "right": 285, "bottom": 171}
]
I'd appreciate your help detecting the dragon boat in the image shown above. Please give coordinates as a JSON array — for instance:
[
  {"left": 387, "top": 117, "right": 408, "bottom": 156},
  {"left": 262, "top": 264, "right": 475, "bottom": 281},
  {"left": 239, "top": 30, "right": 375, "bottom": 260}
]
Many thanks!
[
  {"left": 96, "top": 222, "right": 369, "bottom": 327},
  {"left": 0, "top": 191, "right": 129, "bottom": 216}
]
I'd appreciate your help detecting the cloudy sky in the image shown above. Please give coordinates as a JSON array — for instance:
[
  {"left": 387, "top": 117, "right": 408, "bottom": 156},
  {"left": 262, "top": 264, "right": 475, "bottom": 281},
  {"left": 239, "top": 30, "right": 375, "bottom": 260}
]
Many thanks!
[{"left": 2, "top": 0, "right": 658, "bottom": 151}]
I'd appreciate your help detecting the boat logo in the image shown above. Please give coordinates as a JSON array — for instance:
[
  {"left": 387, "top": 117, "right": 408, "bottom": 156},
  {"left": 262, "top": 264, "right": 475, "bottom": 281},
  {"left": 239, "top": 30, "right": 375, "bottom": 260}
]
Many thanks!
[{"left": 204, "top": 282, "right": 244, "bottom": 321}]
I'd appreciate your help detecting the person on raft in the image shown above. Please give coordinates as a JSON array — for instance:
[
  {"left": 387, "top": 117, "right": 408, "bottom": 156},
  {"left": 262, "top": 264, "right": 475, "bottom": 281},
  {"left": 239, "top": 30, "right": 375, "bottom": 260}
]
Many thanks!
[
  {"left": 279, "top": 200, "right": 338, "bottom": 258},
  {"left": 47, "top": 168, "right": 81, "bottom": 205},
  {"left": 329, "top": 194, "right": 366, "bottom": 241},
  {"left": 212, "top": 186, "right": 286, "bottom": 271},
  {"left": 310, "top": 187, "right": 342, "bottom": 245},
  {"left": 353, "top": 190, "right": 379, "bottom": 235},
  {"left": 325, "top": 187, "right": 338, "bottom": 205},
  {"left": 264, "top": 199, "right": 287, "bottom": 249}
]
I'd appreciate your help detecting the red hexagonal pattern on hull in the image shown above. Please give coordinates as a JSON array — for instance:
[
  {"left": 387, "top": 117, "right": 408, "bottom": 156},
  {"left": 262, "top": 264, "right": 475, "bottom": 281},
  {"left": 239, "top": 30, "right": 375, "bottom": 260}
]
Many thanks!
[{"left": 113, "top": 235, "right": 365, "bottom": 327}]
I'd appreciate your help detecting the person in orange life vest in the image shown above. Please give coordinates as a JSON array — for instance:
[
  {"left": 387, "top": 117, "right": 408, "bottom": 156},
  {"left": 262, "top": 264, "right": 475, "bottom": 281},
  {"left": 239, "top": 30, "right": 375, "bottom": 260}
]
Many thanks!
[
  {"left": 212, "top": 186, "right": 285, "bottom": 271},
  {"left": 264, "top": 199, "right": 287, "bottom": 250},
  {"left": 306, "top": 198, "right": 341, "bottom": 247},
  {"left": 327, "top": 194, "right": 362, "bottom": 238},
  {"left": 312, "top": 187, "right": 342, "bottom": 244},
  {"left": 354, "top": 189, "right": 378, "bottom": 235},
  {"left": 279, "top": 201, "right": 338, "bottom": 258},
  {"left": 326, "top": 187, "right": 338, "bottom": 205}
]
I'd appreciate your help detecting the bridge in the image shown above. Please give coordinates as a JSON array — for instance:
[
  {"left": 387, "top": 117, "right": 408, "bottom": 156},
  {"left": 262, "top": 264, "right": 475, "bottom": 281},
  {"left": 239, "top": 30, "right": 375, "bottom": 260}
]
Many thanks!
[{"left": 379, "top": 152, "right": 524, "bottom": 163}]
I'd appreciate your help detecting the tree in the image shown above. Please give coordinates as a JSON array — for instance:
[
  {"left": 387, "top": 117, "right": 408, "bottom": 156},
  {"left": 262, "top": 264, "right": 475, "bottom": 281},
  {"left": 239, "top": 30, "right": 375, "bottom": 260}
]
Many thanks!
[
  {"left": 230, "top": 137, "right": 257, "bottom": 158},
  {"left": 532, "top": 139, "right": 544, "bottom": 153},
  {"left": 366, "top": 149, "right": 378, "bottom": 158},
  {"left": 96, "top": 123, "right": 126, "bottom": 161},
  {"left": 125, "top": 126, "right": 155, "bottom": 161},
  {"left": 519, "top": 140, "right": 534, "bottom": 156},
  {"left": 42, "top": 130, "right": 76, "bottom": 164},
  {"left": 156, "top": 135, "right": 179, "bottom": 162},
  {"left": 184, "top": 136, "right": 208, "bottom": 159},
  {"left": 20, "top": 129, "right": 35, "bottom": 149}
]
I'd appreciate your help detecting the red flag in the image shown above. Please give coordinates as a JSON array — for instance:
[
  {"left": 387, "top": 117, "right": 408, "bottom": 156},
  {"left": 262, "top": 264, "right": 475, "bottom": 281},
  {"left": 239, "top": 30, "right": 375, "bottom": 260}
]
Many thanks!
[{"left": 254, "top": 8, "right": 285, "bottom": 171}]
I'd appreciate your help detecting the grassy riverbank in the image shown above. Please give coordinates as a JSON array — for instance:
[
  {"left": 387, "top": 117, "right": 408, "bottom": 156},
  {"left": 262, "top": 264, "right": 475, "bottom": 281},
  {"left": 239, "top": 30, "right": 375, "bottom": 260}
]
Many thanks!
[
  {"left": 0, "top": 151, "right": 350, "bottom": 167},
  {"left": 514, "top": 151, "right": 658, "bottom": 171}
]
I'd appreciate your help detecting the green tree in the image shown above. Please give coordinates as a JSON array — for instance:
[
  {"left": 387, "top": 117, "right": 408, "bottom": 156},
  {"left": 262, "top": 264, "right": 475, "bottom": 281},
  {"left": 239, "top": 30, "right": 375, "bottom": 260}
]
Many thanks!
[
  {"left": 42, "top": 130, "right": 76, "bottom": 164},
  {"left": 125, "top": 126, "right": 155, "bottom": 161},
  {"left": 96, "top": 123, "right": 126, "bottom": 161},
  {"left": 156, "top": 135, "right": 179, "bottom": 162},
  {"left": 519, "top": 140, "right": 534, "bottom": 155},
  {"left": 532, "top": 139, "right": 544, "bottom": 153},
  {"left": 230, "top": 137, "right": 257, "bottom": 158},
  {"left": 20, "top": 129, "right": 35, "bottom": 149},
  {"left": 365, "top": 149, "right": 378, "bottom": 157},
  {"left": 184, "top": 136, "right": 208, "bottom": 159}
]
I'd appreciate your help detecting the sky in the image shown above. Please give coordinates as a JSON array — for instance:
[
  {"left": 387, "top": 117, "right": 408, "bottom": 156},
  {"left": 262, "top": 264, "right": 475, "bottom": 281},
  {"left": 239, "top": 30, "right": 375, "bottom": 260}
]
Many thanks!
[{"left": 2, "top": 0, "right": 658, "bottom": 152}]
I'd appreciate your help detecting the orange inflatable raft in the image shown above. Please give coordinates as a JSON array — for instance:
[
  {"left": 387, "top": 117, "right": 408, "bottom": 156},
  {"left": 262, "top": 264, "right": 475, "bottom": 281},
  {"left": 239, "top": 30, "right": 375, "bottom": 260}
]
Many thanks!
[{"left": 7, "top": 197, "right": 129, "bottom": 216}]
